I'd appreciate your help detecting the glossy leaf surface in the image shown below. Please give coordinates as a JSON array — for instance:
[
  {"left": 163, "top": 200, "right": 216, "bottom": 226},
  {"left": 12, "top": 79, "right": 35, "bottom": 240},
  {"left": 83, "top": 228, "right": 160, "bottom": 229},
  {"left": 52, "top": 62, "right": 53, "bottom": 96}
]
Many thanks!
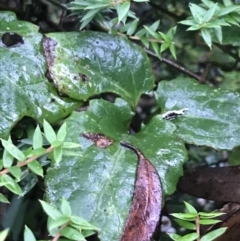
[
  {"left": 45, "top": 99, "right": 187, "bottom": 241},
  {"left": 0, "top": 11, "right": 81, "bottom": 138},
  {"left": 155, "top": 77, "right": 240, "bottom": 150},
  {"left": 43, "top": 31, "right": 155, "bottom": 108}
]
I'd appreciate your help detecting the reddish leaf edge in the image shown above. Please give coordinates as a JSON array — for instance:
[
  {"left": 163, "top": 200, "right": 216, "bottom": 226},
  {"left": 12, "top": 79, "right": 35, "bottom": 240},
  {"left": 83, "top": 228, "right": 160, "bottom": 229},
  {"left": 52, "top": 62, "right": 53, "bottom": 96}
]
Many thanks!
[{"left": 120, "top": 141, "right": 162, "bottom": 241}]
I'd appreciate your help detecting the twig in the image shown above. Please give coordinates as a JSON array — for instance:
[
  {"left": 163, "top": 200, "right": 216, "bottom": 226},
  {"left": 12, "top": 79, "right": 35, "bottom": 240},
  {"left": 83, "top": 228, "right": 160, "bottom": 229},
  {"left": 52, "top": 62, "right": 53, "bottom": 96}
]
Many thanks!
[
  {"left": 0, "top": 147, "right": 53, "bottom": 176},
  {"left": 145, "top": 49, "right": 203, "bottom": 82},
  {"left": 52, "top": 222, "right": 70, "bottom": 241}
]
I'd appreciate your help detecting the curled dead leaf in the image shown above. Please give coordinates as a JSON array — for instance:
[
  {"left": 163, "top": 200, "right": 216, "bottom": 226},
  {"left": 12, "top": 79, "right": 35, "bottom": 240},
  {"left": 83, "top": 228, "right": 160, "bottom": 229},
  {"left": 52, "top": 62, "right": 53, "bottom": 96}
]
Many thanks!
[{"left": 120, "top": 141, "right": 162, "bottom": 241}]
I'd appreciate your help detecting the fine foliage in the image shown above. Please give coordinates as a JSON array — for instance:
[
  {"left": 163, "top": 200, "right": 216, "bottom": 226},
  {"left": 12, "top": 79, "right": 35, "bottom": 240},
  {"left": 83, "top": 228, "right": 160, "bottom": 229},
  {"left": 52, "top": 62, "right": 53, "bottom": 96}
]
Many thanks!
[{"left": 0, "top": 0, "right": 240, "bottom": 240}]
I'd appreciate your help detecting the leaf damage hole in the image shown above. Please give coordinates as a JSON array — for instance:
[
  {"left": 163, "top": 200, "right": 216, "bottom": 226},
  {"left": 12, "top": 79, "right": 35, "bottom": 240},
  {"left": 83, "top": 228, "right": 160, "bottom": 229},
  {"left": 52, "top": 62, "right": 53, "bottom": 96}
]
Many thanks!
[
  {"left": 1, "top": 32, "right": 24, "bottom": 47},
  {"left": 81, "top": 133, "right": 113, "bottom": 148}
]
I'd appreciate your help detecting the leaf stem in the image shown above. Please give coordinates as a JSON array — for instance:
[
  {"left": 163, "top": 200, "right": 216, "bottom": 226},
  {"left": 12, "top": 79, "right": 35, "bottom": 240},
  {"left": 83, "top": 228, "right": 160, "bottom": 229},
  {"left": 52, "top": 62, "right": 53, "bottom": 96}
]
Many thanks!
[
  {"left": 52, "top": 222, "right": 70, "bottom": 241},
  {"left": 0, "top": 147, "right": 54, "bottom": 176},
  {"left": 196, "top": 214, "right": 200, "bottom": 241}
]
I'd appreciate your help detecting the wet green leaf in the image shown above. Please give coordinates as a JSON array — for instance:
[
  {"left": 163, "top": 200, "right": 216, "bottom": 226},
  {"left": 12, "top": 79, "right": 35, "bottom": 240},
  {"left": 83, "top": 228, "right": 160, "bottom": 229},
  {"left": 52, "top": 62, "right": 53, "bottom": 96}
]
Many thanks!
[
  {"left": 1, "top": 139, "right": 25, "bottom": 161},
  {"left": 1, "top": 174, "right": 22, "bottom": 195},
  {"left": 0, "top": 193, "right": 9, "bottom": 204},
  {"left": 0, "top": 11, "right": 81, "bottom": 139},
  {"left": 60, "top": 227, "right": 85, "bottom": 240},
  {"left": 9, "top": 166, "right": 22, "bottom": 181},
  {"left": 61, "top": 198, "right": 71, "bottom": 216},
  {"left": 2, "top": 149, "right": 14, "bottom": 168},
  {"left": 43, "top": 120, "right": 57, "bottom": 144},
  {"left": 39, "top": 200, "right": 62, "bottom": 220},
  {"left": 155, "top": 77, "right": 240, "bottom": 150},
  {"left": 27, "top": 160, "right": 43, "bottom": 177},
  {"left": 43, "top": 31, "right": 155, "bottom": 108},
  {"left": 0, "top": 229, "right": 9, "bottom": 241},
  {"left": 33, "top": 125, "right": 43, "bottom": 149},
  {"left": 174, "top": 219, "right": 196, "bottom": 230},
  {"left": 201, "top": 227, "right": 227, "bottom": 241},
  {"left": 24, "top": 226, "right": 36, "bottom": 241},
  {"left": 45, "top": 98, "right": 187, "bottom": 241}
]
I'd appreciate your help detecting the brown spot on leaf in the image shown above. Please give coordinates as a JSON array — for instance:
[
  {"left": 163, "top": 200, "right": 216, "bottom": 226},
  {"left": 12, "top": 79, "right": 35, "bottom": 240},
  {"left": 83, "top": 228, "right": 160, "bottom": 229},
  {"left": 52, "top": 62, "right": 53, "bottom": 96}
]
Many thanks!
[
  {"left": 42, "top": 36, "right": 57, "bottom": 81},
  {"left": 120, "top": 142, "right": 162, "bottom": 241},
  {"left": 81, "top": 133, "right": 113, "bottom": 148},
  {"left": 1, "top": 32, "right": 24, "bottom": 47}
]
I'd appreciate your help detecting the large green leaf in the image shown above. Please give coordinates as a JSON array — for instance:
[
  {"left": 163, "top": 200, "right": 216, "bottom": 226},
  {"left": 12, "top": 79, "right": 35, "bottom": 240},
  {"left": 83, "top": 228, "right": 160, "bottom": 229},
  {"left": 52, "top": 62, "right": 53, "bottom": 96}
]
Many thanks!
[
  {"left": 155, "top": 77, "right": 240, "bottom": 150},
  {"left": 45, "top": 99, "right": 187, "bottom": 241},
  {"left": 0, "top": 11, "right": 81, "bottom": 138},
  {"left": 43, "top": 31, "right": 155, "bottom": 108}
]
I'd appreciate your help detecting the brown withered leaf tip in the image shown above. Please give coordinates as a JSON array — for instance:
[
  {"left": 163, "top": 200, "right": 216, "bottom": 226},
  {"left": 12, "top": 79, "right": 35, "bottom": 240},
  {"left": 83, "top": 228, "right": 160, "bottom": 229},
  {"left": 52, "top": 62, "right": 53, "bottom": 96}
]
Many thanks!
[
  {"left": 120, "top": 141, "right": 162, "bottom": 241},
  {"left": 81, "top": 133, "right": 113, "bottom": 148}
]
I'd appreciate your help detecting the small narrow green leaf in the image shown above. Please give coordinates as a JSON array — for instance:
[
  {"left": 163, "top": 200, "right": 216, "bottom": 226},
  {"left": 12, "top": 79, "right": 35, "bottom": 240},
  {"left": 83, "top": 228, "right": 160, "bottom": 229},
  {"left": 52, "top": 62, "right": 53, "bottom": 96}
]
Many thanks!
[
  {"left": 24, "top": 226, "right": 36, "bottom": 241},
  {"left": 184, "top": 201, "right": 198, "bottom": 214},
  {"left": 26, "top": 148, "right": 47, "bottom": 157},
  {"left": 51, "top": 140, "right": 63, "bottom": 148},
  {"left": 214, "top": 27, "right": 222, "bottom": 44},
  {"left": 0, "top": 229, "right": 9, "bottom": 241},
  {"left": 144, "top": 25, "right": 158, "bottom": 38},
  {"left": 3, "top": 149, "right": 14, "bottom": 168},
  {"left": 39, "top": 200, "right": 62, "bottom": 220},
  {"left": 48, "top": 216, "right": 70, "bottom": 230},
  {"left": 149, "top": 20, "right": 160, "bottom": 32},
  {"left": 151, "top": 42, "right": 161, "bottom": 59},
  {"left": 62, "top": 142, "right": 81, "bottom": 149},
  {"left": 160, "top": 41, "right": 169, "bottom": 53},
  {"left": 27, "top": 161, "right": 43, "bottom": 177},
  {"left": 33, "top": 125, "right": 43, "bottom": 150},
  {"left": 0, "top": 193, "right": 9, "bottom": 204},
  {"left": 9, "top": 166, "right": 22, "bottom": 181},
  {"left": 199, "top": 212, "right": 225, "bottom": 218},
  {"left": 43, "top": 120, "right": 57, "bottom": 144},
  {"left": 180, "top": 232, "right": 199, "bottom": 241},
  {"left": 201, "top": 28, "right": 212, "bottom": 48},
  {"left": 85, "top": 3, "right": 109, "bottom": 9},
  {"left": 1, "top": 174, "right": 22, "bottom": 195},
  {"left": 127, "top": 19, "right": 139, "bottom": 35},
  {"left": 174, "top": 219, "right": 196, "bottom": 230},
  {"left": 203, "top": 3, "right": 217, "bottom": 22},
  {"left": 71, "top": 216, "right": 99, "bottom": 230},
  {"left": 170, "top": 213, "right": 198, "bottom": 220},
  {"left": 199, "top": 219, "right": 221, "bottom": 225},
  {"left": 60, "top": 226, "right": 85, "bottom": 240},
  {"left": 179, "top": 19, "right": 198, "bottom": 26},
  {"left": 167, "top": 233, "right": 182, "bottom": 241},
  {"left": 140, "top": 36, "right": 149, "bottom": 48},
  {"left": 169, "top": 44, "right": 177, "bottom": 59},
  {"left": 61, "top": 198, "right": 72, "bottom": 216},
  {"left": 200, "top": 227, "right": 227, "bottom": 241},
  {"left": 57, "top": 123, "right": 67, "bottom": 142},
  {"left": 117, "top": 2, "right": 131, "bottom": 23},
  {"left": 81, "top": 9, "right": 99, "bottom": 22},
  {"left": 189, "top": 3, "right": 206, "bottom": 24},
  {"left": 53, "top": 146, "right": 63, "bottom": 164},
  {"left": 1, "top": 139, "right": 26, "bottom": 162}
]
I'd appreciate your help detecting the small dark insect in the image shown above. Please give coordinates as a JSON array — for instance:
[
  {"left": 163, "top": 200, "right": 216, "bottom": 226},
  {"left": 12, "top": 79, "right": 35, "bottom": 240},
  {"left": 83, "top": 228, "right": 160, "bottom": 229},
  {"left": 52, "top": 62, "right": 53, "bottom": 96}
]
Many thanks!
[
  {"left": 81, "top": 133, "right": 113, "bottom": 148},
  {"left": 162, "top": 108, "right": 188, "bottom": 120},
  {"left": 1, "top": 32, "right": 24, "bottom": 47},
  {"left": 79, "top": 73, "right": 88, "bottom": 83}
]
